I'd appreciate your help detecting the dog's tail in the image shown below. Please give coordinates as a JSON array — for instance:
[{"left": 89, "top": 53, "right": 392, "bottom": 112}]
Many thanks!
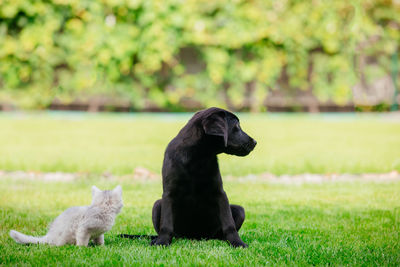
[
  {"left": 119, "top": 234, "right": 157, "bottom": 240},
  {"left": 9, "top": 230, "right": 47, "bottom": 245}
]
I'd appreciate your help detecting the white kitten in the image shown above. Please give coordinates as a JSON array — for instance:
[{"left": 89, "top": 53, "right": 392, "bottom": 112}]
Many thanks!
[{"left": 10, "top": 185, "right": 123, "bottom": 246}]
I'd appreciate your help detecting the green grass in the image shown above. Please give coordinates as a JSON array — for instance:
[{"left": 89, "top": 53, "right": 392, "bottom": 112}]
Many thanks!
[
  {"left": 1, "top": 178, "right": 399, "bottom": 266},
  {"left": 0, "top": 112, "right": 399, "bottom": 176},
  {"left": 1, "top": 112, "right": 400, "bottom": 265}
]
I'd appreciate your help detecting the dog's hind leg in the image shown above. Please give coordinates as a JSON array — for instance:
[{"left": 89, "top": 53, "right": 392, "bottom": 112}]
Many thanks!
[
  {"left": 152, "top": 199, "right": 162, "bottom": 235},
  {"left": 151, "top": 197, "right": 174, "bottom": 246},
  {"left": 230, "top": 205, "right": 245, "bottom": 231}
]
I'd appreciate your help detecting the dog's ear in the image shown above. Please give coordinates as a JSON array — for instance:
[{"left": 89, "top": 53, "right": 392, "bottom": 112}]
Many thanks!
[{"left": 203, "top": 111, "right": 228, "bottom": 147}]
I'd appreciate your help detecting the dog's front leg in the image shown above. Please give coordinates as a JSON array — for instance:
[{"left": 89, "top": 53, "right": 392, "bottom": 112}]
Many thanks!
[
  {"left": 151, "top": 194, "right": 173, "bottom": 246},
  {"left": 217, "top": 191, "right": 248, "bottom": 248}
]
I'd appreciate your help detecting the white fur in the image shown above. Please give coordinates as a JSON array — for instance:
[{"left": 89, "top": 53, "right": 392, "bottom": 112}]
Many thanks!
[{"left": 10, "top": 185, "right": 123, "bottom": 246}]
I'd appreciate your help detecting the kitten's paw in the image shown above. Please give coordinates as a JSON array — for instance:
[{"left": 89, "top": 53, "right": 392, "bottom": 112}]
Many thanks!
[
  {"left": 94, "top": 235, "right": 104, "bottom": 245},
  {"left": 150, "top": 236, "right": 171, "bottom": 246}
]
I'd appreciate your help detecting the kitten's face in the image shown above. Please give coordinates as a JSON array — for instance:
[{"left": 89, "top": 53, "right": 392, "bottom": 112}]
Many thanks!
[{"left": 91, "top": 185, "right": 123, "bottom": 213}]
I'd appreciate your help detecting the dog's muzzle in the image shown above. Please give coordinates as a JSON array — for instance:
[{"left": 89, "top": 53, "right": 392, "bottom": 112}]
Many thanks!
[
  {"left": 246, "top": 138, "right": 257, "bottom": 152},
  {"left": 233, "top": 138, "right": 257, "bottom": 156}
]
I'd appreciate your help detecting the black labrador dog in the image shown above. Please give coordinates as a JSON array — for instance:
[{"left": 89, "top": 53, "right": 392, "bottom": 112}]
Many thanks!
[{"left": 151, "top": 107, "right": 256, "bottom": 247}]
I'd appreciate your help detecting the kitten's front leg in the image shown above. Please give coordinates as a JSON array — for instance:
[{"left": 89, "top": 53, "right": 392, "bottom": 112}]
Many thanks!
[
  {"left": 94, "top": 234, "right": 104, "bottom": 246},
  {"left": 76, "top": 229, "right": 90, "bottom": 246}
]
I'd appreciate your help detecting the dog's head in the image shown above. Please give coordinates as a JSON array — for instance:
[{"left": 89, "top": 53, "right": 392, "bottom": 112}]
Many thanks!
[{"left": 201, "top": 107, "right": 257, "bottom": 156}]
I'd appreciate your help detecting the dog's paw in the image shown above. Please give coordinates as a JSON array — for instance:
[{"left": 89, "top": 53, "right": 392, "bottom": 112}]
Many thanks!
[
  {"left": 150, "top": 236, "right": 171, "bottom": 246},
  {"left": 229, "top": 239, "right": 248, "bottom": 248}
]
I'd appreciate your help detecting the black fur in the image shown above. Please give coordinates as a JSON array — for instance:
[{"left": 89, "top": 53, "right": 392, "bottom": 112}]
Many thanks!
[{"left": 121, "top": 107, "right": 256, "bottom": 247}]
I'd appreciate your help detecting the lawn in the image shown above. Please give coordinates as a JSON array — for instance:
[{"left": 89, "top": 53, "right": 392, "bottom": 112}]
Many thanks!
[
  {"left": 1, "top": 112, "right": 400, "bottom": 266},
  {"left": 0, "top": 112, "right": 399, "bottom": 176},
  {"left": 1, "top": 178, "right": 399, "bottom": 266}
]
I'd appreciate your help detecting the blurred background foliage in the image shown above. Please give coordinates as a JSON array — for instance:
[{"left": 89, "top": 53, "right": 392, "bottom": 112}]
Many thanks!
[{"left": 0, "top": 0, "right": 399, "bottom": 111}]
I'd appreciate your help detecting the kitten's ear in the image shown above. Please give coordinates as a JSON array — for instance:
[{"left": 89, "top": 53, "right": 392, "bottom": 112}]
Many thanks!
[
  {"left": 113, "top": 185, "right": 122, "bottom": 196},
  {"left": 92, "top": 185, "right": 102, "bottom": 197}
]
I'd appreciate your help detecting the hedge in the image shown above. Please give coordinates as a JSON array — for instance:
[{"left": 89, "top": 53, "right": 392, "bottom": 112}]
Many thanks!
[{"left": 0, "top": 0, "right": 399, "bottom": 111}]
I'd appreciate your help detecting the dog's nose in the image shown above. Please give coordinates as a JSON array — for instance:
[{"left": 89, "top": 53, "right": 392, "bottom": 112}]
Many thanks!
[{"left": 252, "top": 139, "right": 257, "bottom": 147}]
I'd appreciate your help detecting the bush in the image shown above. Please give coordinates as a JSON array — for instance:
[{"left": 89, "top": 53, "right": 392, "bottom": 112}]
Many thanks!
[{"left": 0, "top": 0, "right": 399, "bottom": 110}]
